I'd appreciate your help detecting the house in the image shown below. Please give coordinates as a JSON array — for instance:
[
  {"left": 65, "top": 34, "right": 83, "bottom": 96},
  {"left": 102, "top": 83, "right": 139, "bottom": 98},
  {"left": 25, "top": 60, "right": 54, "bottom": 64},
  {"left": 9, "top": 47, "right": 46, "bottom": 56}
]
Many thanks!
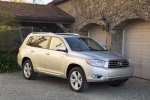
[
  {"left": 0, "top": 1, "right": 75, "bottom": 51},
  {"left": 0, "top": 0, "right": 150, "bottom": 80},
  {"left": 49, "top": 0, "right": 150, "bottom": 80},
  {"left": 0, "top": 1, "right": 75, "bottom": 36}
]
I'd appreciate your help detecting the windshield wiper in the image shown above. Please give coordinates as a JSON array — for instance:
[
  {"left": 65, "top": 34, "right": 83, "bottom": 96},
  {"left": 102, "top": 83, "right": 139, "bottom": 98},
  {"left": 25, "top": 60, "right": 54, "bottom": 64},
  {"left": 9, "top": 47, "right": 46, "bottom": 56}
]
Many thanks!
[
  {"left": 89, "top": 47, "right": 96, "bottom": 51},
  {"left": 89, "top": 47, "right": 105, "bottom": 51},
  {"left": 100, "top": 49, "right": 108, "bottom": 51}
]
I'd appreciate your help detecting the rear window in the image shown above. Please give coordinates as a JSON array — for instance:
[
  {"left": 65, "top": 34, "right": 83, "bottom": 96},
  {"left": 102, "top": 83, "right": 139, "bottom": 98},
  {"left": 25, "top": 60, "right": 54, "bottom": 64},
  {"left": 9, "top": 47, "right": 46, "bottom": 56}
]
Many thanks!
[{"left": 26, "top": 36, "right": 50, "bottom": 49}]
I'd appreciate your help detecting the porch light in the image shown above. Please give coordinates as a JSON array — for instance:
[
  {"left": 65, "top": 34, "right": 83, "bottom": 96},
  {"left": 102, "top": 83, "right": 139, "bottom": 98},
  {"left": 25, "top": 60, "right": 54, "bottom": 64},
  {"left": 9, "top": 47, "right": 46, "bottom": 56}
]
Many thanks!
[{"left": 100, "top": 16, "right": 110, "bottom": 32}]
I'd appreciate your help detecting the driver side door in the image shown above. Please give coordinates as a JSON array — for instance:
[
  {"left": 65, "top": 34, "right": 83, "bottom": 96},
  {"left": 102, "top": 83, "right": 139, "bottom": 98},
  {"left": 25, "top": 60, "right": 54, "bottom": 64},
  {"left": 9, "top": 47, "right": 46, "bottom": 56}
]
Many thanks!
[{"left": 45, "top": 37, "right": 67, "bottom": 76}]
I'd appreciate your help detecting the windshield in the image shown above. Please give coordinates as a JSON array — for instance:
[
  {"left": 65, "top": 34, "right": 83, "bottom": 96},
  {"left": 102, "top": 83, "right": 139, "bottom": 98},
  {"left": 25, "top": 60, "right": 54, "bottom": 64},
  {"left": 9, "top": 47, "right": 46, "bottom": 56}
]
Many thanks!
[{"left": 65, "top": 37, "right": 106, "bottom": 51}]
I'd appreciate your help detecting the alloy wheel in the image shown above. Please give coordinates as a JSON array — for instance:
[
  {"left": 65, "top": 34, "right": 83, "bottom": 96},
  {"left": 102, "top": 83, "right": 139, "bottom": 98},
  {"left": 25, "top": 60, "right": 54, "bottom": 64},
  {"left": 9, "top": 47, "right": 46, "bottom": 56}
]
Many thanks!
[
  {"left": 70, "top": 71, "right": 82, "bottom": 90},
  {"left": 23, "top": 62, "right": 31, "bottom": 78}
]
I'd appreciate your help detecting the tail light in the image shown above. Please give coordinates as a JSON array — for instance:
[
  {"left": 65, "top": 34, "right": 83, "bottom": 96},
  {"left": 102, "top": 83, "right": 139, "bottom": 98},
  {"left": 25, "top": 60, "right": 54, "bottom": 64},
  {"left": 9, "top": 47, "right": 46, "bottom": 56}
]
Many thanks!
[{"left": 19, "top": 48, "right": 21, "bottom": 52}]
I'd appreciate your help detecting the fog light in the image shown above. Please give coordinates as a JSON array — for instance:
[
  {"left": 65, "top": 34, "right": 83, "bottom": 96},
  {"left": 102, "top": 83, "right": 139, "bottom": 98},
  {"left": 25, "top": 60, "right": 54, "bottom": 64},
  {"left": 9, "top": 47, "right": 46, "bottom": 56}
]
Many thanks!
[
  {"left": 92, "top": 75, "right": 102, "bottom": 79},
  {"left": 92, "top": 75, "right": 97, "bottom": 78}
]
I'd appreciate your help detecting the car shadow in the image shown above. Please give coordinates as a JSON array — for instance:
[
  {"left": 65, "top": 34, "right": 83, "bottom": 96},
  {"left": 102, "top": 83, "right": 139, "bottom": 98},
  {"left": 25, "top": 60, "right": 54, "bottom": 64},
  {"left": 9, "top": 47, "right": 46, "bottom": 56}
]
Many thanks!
[
  {"left": 18, "top": 73, "right": 150, "bottom": 99},
  {"left": 35, "top": 74, "right": 125, "bottom": 92}
]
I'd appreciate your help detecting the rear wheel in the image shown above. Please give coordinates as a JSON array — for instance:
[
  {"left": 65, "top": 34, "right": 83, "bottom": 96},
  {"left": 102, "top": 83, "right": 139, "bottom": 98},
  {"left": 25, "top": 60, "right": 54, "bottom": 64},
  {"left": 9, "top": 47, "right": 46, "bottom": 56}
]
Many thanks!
[
  {"left": 68, "top": 67, "right": 88, "bottom": 92},
  {"left": 23, "top": 60, "right": 36, "bottom": 80}
]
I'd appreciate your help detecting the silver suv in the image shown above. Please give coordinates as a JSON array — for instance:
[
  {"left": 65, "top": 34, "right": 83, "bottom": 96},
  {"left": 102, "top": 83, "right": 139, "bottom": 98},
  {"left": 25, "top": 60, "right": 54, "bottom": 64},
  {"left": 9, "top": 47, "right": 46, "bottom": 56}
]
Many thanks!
[{"left": 17, "top": 32, "right": 133, "bottom": 92}]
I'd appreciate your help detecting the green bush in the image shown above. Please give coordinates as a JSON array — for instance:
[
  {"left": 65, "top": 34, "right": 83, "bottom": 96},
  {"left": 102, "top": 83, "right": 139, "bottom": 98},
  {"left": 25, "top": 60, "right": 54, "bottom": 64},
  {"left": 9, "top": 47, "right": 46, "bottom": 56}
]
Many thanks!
[{"left": 0, "top": 52, "right": 21, "bottom": 73}]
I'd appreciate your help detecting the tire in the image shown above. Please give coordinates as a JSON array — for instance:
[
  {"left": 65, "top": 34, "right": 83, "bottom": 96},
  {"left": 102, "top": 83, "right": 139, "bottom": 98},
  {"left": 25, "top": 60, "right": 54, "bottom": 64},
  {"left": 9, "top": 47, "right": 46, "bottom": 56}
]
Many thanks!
[
  {"left": 109, "top": 79, "right": 128, "bottom": 87},
  {"left": 68, "top": 67, "right": 88, "bottom": 92},
  {"left": 23, "top": 60, "right": 37, "bottom": 80}
]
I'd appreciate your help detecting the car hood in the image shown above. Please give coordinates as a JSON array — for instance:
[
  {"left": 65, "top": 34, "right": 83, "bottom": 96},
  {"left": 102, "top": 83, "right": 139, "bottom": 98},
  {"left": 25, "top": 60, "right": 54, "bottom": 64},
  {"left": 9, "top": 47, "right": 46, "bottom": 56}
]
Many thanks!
[{"left": 80, "top": 51, "right": 127, "bottom": 61}]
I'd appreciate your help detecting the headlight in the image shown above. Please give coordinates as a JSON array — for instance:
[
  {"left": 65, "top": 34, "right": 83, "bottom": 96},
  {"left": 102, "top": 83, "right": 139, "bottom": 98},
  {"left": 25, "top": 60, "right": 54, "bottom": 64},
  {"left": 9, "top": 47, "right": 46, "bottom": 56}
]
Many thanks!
[
  {"left": 124, "top": 55, "right": 132, "bottom": 65},
  {"left": 86, "top": 59, "right": 105, "bottom": 67},
  {"left": 128, "top": 58, "right": 132, "bottom": 65}
]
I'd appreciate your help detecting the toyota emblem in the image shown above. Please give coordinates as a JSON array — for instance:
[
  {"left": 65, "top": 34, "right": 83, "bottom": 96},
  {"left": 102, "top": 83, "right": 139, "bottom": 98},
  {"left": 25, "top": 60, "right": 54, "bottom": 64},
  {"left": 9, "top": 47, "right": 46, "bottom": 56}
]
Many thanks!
[{"left": 118, "top": 62, "right": 123, "bottom": 66}]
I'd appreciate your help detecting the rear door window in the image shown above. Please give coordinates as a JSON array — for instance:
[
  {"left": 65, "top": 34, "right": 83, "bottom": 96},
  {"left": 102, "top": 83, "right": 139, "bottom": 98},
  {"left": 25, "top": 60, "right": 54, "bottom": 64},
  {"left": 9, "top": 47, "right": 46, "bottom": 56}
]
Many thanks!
[{"left": 34, "top": 36, "right": 50, "bottom": 49}]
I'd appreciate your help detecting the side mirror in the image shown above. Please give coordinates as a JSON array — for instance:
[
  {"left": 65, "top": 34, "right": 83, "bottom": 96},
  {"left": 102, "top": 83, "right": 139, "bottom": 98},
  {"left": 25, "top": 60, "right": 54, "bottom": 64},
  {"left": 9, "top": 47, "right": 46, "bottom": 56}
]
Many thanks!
[{"left": 56, "top": 46, "right": 67, "bottom": 52}]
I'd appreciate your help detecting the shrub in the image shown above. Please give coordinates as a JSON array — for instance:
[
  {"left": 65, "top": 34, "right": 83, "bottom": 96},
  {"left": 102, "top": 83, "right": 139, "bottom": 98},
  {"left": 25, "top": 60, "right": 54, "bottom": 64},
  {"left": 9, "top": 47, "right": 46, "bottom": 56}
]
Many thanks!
[{"left": 0, "top": 52, "right": 21, "bottom": 73}]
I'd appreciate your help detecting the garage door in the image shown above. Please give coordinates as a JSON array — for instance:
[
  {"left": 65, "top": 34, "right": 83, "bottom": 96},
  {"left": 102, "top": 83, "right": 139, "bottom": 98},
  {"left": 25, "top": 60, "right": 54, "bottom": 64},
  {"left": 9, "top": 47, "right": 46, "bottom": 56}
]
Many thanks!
[
  {"left": 89, "top": 25, "right": 111, "bottom": 50},
  {"left": 124, "top": 21, "right": 150, "bottom": 80}
]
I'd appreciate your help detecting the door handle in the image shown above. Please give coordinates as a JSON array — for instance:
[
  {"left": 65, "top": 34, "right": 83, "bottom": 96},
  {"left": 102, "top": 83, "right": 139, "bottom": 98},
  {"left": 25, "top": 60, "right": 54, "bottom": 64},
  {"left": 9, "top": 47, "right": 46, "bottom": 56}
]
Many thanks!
[
  {"left": 46, "top": 52, "right": 50, "bottom": 55},
  {"left": 60, "top": 56, "right": 64, "bottom": 58},
  {"left": 31, "top": 50, "right": 35, "bottom": 53}
]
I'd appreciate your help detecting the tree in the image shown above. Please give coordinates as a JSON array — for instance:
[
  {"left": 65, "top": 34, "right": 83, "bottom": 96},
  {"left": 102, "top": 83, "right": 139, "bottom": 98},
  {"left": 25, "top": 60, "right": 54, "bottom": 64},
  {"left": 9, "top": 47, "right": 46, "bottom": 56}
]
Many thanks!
[
  {"left": 0, "top": 11, "right": 21, "bottom": 72},
  {"left": 0, "top": 11, "right": 21, "bottom": 52},
  {"left": 0, "top": 11, "right": 19, "bottom": 31}
]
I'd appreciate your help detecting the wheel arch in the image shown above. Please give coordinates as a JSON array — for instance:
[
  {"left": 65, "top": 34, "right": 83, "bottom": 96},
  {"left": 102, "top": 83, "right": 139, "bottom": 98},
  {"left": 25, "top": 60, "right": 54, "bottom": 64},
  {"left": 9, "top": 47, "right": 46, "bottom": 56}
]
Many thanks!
[
  {"left": 22, "top": 57, "right": 31, "bottom": 68},
  {"left": 66, "top": 63, "right": 84, "bottom": 78}
]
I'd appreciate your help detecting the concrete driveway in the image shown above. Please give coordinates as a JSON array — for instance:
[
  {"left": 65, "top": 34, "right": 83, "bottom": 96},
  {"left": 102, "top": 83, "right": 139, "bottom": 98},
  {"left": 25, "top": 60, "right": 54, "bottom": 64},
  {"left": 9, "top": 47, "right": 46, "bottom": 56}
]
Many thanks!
[{"left": 0, "top": 72, "right": 150, "bottom": 100}]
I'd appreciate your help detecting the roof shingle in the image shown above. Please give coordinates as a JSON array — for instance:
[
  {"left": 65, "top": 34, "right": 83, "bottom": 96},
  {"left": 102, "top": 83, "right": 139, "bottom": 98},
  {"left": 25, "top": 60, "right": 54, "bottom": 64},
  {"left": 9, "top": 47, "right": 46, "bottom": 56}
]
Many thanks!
[{"left": 0, "top": 1, "right": 75, "bottom": 23}]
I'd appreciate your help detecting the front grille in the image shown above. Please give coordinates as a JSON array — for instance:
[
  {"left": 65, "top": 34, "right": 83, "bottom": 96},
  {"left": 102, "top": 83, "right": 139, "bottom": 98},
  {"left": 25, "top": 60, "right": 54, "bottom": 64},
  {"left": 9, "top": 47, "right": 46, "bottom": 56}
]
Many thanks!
[{"left": 108, "top": 60, "right": 129, "bottom": 68}]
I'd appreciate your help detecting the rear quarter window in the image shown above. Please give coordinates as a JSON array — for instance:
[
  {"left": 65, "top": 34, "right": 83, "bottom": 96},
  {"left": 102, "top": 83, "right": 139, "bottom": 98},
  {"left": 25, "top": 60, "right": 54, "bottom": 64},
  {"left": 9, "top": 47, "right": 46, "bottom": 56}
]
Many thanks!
[
  {"left": 34, "top": 36, "right": 50, "bottom": 49},
  {"left": 26, "top": 36, "right": 37, "bottom": 46}
]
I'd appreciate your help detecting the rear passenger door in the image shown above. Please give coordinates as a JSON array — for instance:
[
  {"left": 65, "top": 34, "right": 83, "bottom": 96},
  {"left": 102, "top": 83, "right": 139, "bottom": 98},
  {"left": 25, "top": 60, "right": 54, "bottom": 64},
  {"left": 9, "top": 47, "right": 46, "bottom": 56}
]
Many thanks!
[
  {"left": 26, "top": 36, "right": 38, "bottom": 69},
  {"left": 33, "top": 36, "right": 50, "bottom": 71}
]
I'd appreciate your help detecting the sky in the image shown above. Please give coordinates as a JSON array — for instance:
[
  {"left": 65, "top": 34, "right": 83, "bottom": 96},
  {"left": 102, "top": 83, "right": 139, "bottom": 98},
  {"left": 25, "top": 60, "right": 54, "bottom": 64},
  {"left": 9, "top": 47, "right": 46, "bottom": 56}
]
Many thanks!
[
  {"left": 1, "top": 0, "right": 53, "bottom": 4},
  {"left": 27, "top": 0, "right": 52, "bottom": 4}
]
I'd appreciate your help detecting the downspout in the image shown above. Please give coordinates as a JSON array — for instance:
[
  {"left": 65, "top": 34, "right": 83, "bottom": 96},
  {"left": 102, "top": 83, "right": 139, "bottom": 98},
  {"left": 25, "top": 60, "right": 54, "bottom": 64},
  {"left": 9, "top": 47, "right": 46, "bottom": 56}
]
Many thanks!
[{"left": 122, "top": 30, "right": 125, "bottom": 54}]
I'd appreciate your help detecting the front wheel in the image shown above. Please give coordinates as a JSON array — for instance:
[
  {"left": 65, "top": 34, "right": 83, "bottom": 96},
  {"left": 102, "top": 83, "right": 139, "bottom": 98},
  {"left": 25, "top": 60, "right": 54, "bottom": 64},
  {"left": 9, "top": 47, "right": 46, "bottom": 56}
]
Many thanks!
[
  {"left": 68, "top": 67, "right": 88, "bottom": 92},
  {"left": 23, "top": 60, "right": 37, "bottom": 80}
]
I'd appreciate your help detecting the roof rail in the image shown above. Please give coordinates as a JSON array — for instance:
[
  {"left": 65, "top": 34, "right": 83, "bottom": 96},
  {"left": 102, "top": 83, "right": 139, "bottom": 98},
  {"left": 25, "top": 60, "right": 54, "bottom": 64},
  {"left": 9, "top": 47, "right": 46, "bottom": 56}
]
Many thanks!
[
  {"left": 30, "top": 32, "right": 80, "bottom": 36},
  {"left": 56, "top": 33, "right": 80, "bottom": 36},
  {"left": 30, "top": 32, "right": 55, "bottom": 35}
]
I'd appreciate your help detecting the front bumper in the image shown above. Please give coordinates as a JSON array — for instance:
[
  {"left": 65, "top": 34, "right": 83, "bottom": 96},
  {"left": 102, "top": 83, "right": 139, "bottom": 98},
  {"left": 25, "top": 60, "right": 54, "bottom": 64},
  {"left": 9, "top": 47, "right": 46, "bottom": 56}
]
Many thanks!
[{"left": 85, "top": 65, "right": 133, "bottom": 82}]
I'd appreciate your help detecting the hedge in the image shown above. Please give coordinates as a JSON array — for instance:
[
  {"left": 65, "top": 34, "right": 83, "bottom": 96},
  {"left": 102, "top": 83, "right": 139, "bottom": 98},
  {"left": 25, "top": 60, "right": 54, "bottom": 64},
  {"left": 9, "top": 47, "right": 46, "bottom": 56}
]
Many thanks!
[{"left": 0, "top": 52, "right": 21, "bottom": 73}]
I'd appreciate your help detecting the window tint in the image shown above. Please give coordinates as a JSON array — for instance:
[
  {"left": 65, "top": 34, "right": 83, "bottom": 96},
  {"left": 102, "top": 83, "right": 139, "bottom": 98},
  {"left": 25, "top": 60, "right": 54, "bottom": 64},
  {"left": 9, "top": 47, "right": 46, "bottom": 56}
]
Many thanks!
[
  {"left": 82, "top": 38, "right": 102, "bottom": 51},
  {"left": 65, "top": 37, "right": 105, "bottom": 51},
  {"left": 50, "top": 37, "right": 65, "bottom": 50},
  {"left": 34, "top": 36, "right": 50, "bottom": 49},
  {"left": 65, "top": 38, "right": 89, "bottom": 51},
  {"left": 26, "top": 36, "right": 37, "bottom": 46}
]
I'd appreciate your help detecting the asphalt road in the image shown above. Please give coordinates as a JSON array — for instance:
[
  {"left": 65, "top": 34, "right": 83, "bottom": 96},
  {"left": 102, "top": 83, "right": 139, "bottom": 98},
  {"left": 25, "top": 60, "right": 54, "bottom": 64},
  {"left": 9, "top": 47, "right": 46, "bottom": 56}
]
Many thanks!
[{"left": 0, "top": 72, "right": 150, "bottom": 100}]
